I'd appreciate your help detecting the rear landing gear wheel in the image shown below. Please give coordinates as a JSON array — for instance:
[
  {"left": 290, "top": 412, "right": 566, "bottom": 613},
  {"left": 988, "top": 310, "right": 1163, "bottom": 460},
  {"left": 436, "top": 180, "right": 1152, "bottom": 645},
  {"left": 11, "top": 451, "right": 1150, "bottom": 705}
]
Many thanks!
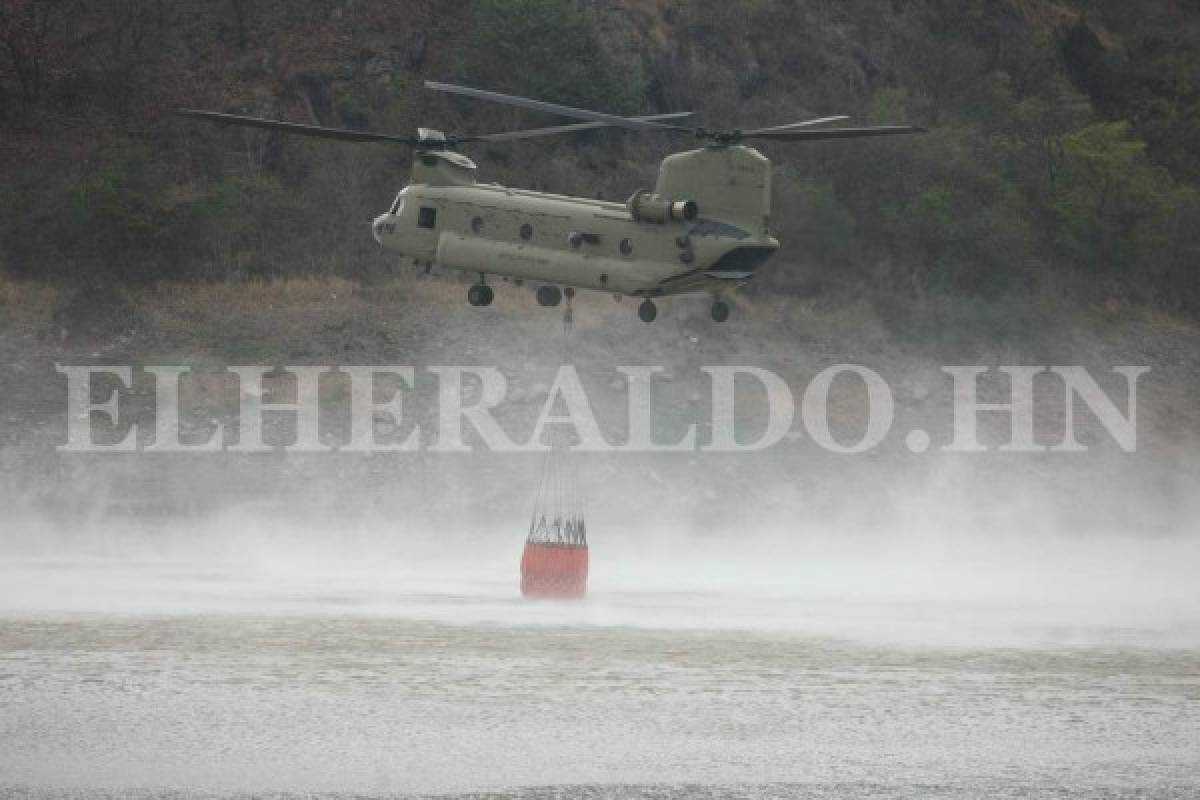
[
  {"left": 711, "top": 300, "right": 730, "bottom": 322},
  {"left": 537, "top": 285, "right": 562, "bottom": 307},
  {"left": 638, "top": 299, "right": 658, "bottom": 323},
  {"left": 468, "top": 284, "right": 494, "bottom": 307}
]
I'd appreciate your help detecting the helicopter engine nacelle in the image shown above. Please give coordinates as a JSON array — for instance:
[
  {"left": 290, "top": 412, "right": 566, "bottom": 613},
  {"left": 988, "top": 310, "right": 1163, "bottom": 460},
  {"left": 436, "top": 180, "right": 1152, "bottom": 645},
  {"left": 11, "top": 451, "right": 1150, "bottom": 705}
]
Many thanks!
[{"left": 627, "top": 190, "right": 698, "bottom": 225}]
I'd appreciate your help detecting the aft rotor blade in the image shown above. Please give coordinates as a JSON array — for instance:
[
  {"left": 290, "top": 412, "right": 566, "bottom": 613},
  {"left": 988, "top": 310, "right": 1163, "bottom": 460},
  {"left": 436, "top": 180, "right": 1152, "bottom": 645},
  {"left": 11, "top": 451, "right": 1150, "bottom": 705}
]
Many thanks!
[
  {"left": 176, "top": 109, "right": 418, "bottom": 144},
  {"left": 425, "top": 81, "right": 691, "bottom": 134},
  {"left": 743, "top": 115, "right": 849, "bottom": 134},
  {"left": 744, "top": 125, "right": 928, "bottom": 142},
  {"left": 459, "top": 112, "right": 694, "bottom": 143}
]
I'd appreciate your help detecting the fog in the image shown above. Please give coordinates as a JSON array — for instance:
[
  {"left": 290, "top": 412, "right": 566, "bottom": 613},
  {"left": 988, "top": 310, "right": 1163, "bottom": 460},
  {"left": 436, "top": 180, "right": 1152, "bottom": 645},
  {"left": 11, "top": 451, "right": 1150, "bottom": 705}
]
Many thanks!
[
  {"left": 5, "top": 482, "right": 1200, "bottom": 794},
  {"left": 5, "top": 299, "right": 1200, "bottom": 795},
  {"left": 4, "top": 460, "right": 1198, "bottom": 651}
]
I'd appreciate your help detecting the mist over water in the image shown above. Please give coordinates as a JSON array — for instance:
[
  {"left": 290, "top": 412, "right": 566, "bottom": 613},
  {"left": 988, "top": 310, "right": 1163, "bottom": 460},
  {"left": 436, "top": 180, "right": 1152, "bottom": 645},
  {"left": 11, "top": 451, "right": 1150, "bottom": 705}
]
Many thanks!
[
  {"left": 3, "top": 467, "right": 1199, "bottom": 649},
  {"left": 4, "top": 361, "right": 1200, "bottom": 796},
  {"left": 4, "top": 498, "right": 1200, "bottom": 797}
]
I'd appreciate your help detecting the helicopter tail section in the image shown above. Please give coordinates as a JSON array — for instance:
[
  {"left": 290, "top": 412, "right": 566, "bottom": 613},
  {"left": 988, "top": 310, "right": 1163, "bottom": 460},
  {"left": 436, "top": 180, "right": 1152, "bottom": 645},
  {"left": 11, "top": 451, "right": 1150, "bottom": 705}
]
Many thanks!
[{"left": 653, "top": 145, "right": 772, "bottom": 236}]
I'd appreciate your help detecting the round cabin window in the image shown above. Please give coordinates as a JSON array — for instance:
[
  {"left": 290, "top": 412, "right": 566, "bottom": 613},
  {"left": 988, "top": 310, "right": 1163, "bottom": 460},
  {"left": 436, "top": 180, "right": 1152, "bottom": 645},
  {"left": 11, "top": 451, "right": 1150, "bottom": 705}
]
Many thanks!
[
  {"left": 520, "top": 223, "right": 533, "bottom": 241},
  {"left": 619, "top": 238, "right": 633, "bottom": 256},
  {"left": 471, "top": 216, "right": 484, "bottom": 234}
]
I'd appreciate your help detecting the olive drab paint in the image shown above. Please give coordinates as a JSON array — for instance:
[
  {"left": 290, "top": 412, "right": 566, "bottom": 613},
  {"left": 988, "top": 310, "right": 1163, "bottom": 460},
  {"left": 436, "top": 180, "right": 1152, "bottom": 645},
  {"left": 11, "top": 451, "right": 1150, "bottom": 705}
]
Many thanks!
[
  {"left": 182, "top": 80, "right": 925, "bottom": 320},
  {"left": 372, "top": 144, "right": 781, "bottom": 298}
]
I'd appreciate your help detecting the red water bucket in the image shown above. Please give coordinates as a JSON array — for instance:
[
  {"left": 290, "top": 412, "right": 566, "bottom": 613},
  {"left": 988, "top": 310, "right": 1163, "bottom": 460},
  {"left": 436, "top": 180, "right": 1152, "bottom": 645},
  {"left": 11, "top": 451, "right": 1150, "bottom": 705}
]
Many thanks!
[{"left": 520, "top": 541, "right": 588, "bottom": 598}]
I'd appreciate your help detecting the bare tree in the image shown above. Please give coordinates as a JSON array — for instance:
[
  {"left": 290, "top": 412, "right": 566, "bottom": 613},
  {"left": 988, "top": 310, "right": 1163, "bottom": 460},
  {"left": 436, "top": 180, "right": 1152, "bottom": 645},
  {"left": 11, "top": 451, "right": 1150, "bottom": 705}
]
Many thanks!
[
  {"left": 0, "top": 0, "right": 64, "bottom": 104},
  {"left": 69, "top": 0, "right": 167, "bottom": 109},
  {"left": 229, "top": 0, "right": 249, "bottom": 50}
]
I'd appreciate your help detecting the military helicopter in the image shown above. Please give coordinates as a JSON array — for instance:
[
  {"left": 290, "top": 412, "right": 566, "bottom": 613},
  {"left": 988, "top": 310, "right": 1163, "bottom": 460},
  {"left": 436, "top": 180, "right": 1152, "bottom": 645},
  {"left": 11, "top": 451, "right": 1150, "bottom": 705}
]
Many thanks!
[{"left": 180, "top": 81, "right": 924, "bottom": 323}]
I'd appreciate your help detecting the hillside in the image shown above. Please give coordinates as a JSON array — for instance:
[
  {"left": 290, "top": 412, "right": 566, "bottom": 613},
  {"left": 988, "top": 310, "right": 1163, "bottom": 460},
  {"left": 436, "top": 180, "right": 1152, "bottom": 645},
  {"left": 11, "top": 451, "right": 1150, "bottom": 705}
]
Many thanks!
[
  {"left": 2, "top": 1, "right": 1200, "bottom": 533},
  {"left": 1, "top": 0, "right": 1198, "bottom": 313}
]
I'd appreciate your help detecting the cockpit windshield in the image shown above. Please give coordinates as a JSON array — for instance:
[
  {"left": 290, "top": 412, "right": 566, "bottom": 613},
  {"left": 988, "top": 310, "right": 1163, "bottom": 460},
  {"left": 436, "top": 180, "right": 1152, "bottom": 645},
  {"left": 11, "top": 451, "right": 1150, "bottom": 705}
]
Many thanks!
[{"left": 390, "top": 189, "right": 407, "bottom": 215}]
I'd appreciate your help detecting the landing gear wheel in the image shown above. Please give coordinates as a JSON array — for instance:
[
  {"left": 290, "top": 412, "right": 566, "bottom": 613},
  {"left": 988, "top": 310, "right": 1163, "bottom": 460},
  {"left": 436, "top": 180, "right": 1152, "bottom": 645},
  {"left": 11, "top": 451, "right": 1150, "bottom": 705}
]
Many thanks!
[
  {"left": 638, "top": 299, "right": 658, "bottom": 323},
  {"left": 711, "top": 300, "right": 730, "bottom": 322},
  {"left": 468, "top": 284, "right": 494, "bottom": 307},
  {"left": 537, "top": 285, "right": 562, "bottom": 307}
]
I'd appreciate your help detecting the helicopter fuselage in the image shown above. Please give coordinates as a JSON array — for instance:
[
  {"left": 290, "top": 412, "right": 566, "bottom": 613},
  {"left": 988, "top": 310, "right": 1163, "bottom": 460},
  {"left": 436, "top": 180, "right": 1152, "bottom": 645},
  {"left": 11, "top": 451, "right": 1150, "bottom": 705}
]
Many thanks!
[
  {"left": 372, "top": 145, "right": 780, "bottom": 300},
  {"left": 182, "top": 79, "right": 923, "bottom": 322}
]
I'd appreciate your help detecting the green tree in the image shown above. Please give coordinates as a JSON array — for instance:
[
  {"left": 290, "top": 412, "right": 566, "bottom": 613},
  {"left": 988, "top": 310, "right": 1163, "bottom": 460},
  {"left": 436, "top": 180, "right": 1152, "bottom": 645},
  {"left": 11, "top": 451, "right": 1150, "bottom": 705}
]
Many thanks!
[{"left": 1051, "top": 121, "right": 1177, "bottom": 273}]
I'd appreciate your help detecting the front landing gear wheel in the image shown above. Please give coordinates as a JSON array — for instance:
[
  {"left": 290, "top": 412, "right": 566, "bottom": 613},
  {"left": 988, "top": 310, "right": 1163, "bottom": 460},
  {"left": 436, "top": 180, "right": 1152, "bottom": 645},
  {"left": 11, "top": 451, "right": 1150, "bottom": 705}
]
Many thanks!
[
  {"left": 638, "top": 299, "right": 658, "bottom": 323},
  {"left": 468, "top": 284, "right": 494, "bottom": 307},
  {"left": 711, "top": 300, "right": 730, "bottom": 322},
  {"left": 537, "top": 285, "right": 562, "bottom": 307}
]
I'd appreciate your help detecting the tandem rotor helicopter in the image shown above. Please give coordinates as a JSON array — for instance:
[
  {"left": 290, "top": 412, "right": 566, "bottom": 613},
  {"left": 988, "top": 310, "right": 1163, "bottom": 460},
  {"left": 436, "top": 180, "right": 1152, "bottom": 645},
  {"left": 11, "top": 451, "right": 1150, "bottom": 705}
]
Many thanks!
[{"left": 180, "top": 81, "right": 925, "bottom": 323}]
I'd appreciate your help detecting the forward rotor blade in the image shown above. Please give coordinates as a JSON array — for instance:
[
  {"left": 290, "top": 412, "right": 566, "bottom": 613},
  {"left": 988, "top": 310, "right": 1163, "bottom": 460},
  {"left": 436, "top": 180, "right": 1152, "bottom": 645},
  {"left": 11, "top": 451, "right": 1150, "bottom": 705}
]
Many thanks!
[
  {"left": 425, "top": 81, "right": 690, "bottom": 134},
  {"left": 176, "top": 109, "right": 418, "bottom": 144},
  {"left": 743, "top": 115, "right": 849, "bottom": 134},
  {"left": 744, "top": 125, "right": 928, "bottom": 142},
  {"left": 459, "top": 112, "right": 694, "bottom": 143}
]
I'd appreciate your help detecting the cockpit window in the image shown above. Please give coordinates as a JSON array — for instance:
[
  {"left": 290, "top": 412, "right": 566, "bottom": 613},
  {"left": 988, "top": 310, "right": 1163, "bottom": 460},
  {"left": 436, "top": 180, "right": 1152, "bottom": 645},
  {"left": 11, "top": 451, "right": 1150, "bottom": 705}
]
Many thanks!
[{"left": 390, "top": 191, "right": 406, "bottom": 215}]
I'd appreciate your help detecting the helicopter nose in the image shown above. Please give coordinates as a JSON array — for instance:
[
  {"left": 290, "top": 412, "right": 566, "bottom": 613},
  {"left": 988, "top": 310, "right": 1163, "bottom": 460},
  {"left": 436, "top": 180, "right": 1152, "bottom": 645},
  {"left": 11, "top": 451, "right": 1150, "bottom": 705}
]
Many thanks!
[{"left": 372, "top": 213, "right": 389, "bottom": 245}]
